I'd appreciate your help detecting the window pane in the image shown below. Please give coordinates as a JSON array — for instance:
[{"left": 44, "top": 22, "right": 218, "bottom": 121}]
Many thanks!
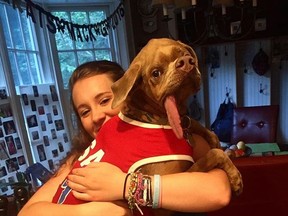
[
  {"left": 52, "top": 6, "right": 116, "bottom": 89},
  {"left": 77, "top": 51, "right": 94, "bottom": 64},
  {"left": 95, "top": 50, "right": 111, "bottom": 60},
  {"left": 1, "top": 3, "right": 43, "bottom": 88},
  {"left": 89, "top": 11, "right": 105, "bottom": 23},
  {"left": 8, "top": 52, "right": 20, "bottom": 86},
  {"left": 89, "top": 11, "right": 110, "bottom": 49},
  {"left": 53, "top": 12, "right": 74, "bottom": 50},
  {"left": 0, "top": 5, "right": 12, "bottom": 48},
  {"left": 16, "top": 52, "right": 32, "bottom": 85},
  {"left": 55, "top": 31, "right": 74, "bottom": 50},
  {"left": 71, "top": 11, "right": 93, "bottom": 50},
  {"left": 28, "top": 53, "right": 41, "bottom": 84},
  {"left": 58, "top": 52, "right": 77, "bottom": 88},
  {"left": 6, "top": 6, "right": 24, "bottom": 50},
  {"left": 94, "top": 36, "right": 111, "bottom": 49},
  {"left": 20, "top": 12, "right": 34, "bottom": 50}
]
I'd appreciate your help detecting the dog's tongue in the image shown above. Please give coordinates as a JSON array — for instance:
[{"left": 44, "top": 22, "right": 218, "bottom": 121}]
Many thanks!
[{"left": 164, "top": 96, "right": 183, "bottom": 139}]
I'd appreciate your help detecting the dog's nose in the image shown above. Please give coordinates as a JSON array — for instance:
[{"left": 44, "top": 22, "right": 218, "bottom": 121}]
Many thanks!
[{"left": 176, "top": 56, "right": 195, "bottom": 72}]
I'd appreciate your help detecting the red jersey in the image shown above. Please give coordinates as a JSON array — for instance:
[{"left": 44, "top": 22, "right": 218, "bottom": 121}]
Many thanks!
[{"left": 52, "top": 113, "right": 193, "bottom": 215}]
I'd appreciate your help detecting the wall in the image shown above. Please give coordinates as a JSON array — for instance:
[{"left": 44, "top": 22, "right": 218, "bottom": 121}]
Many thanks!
[
  {"left": 197, "top": 38, "right": 288, "bottom": 145},
  {"left": 126, "top": 1, "right": 288, "bottom": 145},
  {"left": 201, "top": 40, "right": 272, "bottom": 122}
]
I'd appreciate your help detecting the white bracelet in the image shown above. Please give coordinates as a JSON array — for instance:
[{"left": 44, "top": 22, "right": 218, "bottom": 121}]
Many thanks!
[{"left": 152, "top": 174, "right": 161, "bottom": 209}]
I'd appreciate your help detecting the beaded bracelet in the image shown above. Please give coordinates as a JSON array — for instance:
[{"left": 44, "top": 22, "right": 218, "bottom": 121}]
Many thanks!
[
  {"left": 127, "top": 170, "right": 154, "bottom": 214},
  {"left": 127, "top": 172, "right": 138, "bottom": 211}
]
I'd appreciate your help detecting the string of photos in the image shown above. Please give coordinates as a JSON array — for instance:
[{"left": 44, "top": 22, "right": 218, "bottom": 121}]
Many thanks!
[{"left": 3, "top": 0, "right": 125, "bottom": 42}]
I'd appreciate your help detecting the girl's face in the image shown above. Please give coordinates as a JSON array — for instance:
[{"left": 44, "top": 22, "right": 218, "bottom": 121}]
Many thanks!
[{"left": 72, "top": 74, "right": 121, "bottom": 138}]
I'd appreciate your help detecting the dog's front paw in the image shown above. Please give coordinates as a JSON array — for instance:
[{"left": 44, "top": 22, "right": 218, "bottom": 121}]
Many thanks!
[
  {"left": 229, "top": 167, "right": 243, "bottom": 196},
  {"left": 206, "top": 130, "right": 220, "bottom": 149}
]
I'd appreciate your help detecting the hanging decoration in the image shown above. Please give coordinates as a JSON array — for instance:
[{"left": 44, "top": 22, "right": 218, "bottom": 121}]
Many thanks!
[{"left": 4, "top": 0, "right": 125, "bottom": 42}]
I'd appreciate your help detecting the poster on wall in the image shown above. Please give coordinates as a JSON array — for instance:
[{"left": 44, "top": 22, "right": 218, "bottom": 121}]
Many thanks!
[
  {"left": 19, "top": 84, "right": 71, "bottom": 174},
  {"left": 0, "top": 88, "right": 29, "bottom": 195}
]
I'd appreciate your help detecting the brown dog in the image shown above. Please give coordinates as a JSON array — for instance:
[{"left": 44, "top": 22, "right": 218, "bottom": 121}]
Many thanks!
[{"left": 110, "top": 38, "right": 243, "bottom": 214}]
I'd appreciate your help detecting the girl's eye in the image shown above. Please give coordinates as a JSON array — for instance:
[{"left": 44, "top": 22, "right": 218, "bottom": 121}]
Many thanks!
[
  {"left": 100, "top": 97, "right": 111, "bottom": 106},
  {"left": 79, "top": 109, "right": 90, "bottom": 117}
]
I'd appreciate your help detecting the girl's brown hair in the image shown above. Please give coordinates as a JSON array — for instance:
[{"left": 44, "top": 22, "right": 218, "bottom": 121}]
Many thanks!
[{"left": 67, "top": 60, "right": 124, "bottom": 165}]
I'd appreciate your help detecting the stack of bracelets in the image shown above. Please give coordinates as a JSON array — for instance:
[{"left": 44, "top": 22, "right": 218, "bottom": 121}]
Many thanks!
[{"left": 123, "top": 170, "right": 162, "bottom": 215}]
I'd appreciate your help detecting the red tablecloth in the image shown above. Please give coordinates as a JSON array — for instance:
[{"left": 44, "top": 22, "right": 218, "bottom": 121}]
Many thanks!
[{"left": 208, "top": 155, "right": 288, "bottom": 216}]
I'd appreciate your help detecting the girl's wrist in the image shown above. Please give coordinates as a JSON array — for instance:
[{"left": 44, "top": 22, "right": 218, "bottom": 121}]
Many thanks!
[
  {"left": 122, "top": 171, "right": 162, "bottom": 212},
  {"left": 123, "top": 173, "right": 131, "bottom": 200}
]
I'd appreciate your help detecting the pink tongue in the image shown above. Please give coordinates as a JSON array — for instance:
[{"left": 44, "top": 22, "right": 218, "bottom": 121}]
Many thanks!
[{"left": 164, "top": 96, "right": 183, "bottom": 139}]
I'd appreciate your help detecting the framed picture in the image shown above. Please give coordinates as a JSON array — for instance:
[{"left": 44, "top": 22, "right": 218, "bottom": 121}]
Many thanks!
[
  {"left": 52, "top": 149, "right": 58, "bottom": 158},
  {"left": 51, "top": 129, "right": 57, "bottom": 139},
  {"left": 17, "top": 155, "right": 26, "bottom": 166},
  {"left": 0, "top": 140, "right": 8, "bottom": 160},
  {"left": 47, "top": 113, "right": 52, "bottom": 124},
  {"left": 41, "top": 120, "right": 46, "bottom": 131},
  {"left": 27, "top": 115, "right": 38, "bottom": 128},
  {"left": 5, "top": 136, "right": 17, "bottom": 155},
  {"left": 43, "top": 94, "right": 49, "bottom": 105},
  {"left": 33, "top": 86, "right": 39, "bottom": 97},
  {"left": 0, "top": 166, "right": 7, "bottom": 177},
  {"left": 37, "top": 145, "right": 47, "bottom": 161},
  {"left": 0, "top": 88, "right": 7, "bottom": 100},
  {"left": 0, "top": 179, "right": 8, "bottom": 192},
  {"left": 30, "top": 100, "right": 36, "bottom": 111},
  {"left": 50, "top": 85, "right": 58, "bottom": 101},
  {"left": 5, "top": 158, "right": 19, "bottom": 173},
  {"left": 43, "top": 135, "right": 50, "bottom": 146},
  {"left": 55, "top": 119, "right": 64, "bottom": 131},
  {"left": 38, "top": 106, "right": 45, "bottom": 115},
  {"left": 14, "top": 137, "right": 22, "bottom": 150},
  {"left": 3, "top": 120, "right": 16, "bottom": 135},
  {"left": 52, "top": 105, "right": 58, "bottom": 116},
  {"left": 21, "top": 94, "right": 29, "bottom": 105},
  {"left": 32, "top": 131, "right": 39, "bottom": 140}
]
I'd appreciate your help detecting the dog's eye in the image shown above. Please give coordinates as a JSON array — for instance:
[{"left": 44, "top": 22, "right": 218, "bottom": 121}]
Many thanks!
[{"left": 152, "top": 70, "right": 161, "bottom": 78}]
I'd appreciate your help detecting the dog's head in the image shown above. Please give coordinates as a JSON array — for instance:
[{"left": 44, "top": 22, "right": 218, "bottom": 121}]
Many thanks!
[{"left": 111, "top": 38, "right": 201, "bottom": 139}]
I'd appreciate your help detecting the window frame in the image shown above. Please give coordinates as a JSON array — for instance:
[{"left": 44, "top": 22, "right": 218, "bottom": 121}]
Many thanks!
[{"left": 46, "top": 1, "right": 129, "bottom": 138}]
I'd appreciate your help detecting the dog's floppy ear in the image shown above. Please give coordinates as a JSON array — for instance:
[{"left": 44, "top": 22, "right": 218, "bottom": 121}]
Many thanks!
[{"left": 111, "top": 63, "right": 142, "bottom": 109}]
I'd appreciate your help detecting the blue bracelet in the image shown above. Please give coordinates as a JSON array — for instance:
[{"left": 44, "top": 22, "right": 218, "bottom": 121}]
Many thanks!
[{"left": 152, "top": 174, "right": 161, "bottom": 209}]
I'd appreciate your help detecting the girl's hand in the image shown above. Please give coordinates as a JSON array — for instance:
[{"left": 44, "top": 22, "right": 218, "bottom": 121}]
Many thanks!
[{"left": 67, "top": 162, "right": 126, "bottom": 201}]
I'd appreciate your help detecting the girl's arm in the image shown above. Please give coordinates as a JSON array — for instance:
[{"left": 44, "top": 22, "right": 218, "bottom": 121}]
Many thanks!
[
  {"left": 67, "top": 134, "right": 231, "bottom": 212},
  {"left": 18, "top": 161, "right": 131, "bottom": 216}
]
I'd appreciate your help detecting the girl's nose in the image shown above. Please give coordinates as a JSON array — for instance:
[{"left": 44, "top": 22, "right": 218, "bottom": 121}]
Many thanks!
[{"left": 91, "top": 110, "right": 106, "bottom": 125}]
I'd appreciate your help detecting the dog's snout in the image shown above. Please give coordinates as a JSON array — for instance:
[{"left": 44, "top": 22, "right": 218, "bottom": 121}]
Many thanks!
[{"left": 176, "top": 56, "right": 195, "bottom": 72}]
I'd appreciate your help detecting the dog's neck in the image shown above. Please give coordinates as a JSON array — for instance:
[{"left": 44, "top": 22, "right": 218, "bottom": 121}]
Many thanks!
[{"left": 121, "top": 90, "right": 169, "bottom": 125}]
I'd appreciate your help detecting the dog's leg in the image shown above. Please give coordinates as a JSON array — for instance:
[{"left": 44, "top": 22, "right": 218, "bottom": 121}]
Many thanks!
[
  {"left": 187, "top": 149, "right": 243, "bottom": 196},
  {"left": 181, "top": 116, "right": 220, "bottom": 149}
]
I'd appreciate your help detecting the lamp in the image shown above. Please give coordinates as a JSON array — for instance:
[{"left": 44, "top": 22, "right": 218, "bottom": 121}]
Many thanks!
[{"left": 152, "top": 0, "right": 259, "bottom": 45}]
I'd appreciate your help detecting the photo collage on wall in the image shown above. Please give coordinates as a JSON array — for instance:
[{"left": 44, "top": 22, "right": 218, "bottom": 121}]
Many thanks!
[
  {"left": 19, "top": 84, "right": 71, "bottom": 175},
  {"left": 0, "top": 87, "right": 28, "bottom": 196}
]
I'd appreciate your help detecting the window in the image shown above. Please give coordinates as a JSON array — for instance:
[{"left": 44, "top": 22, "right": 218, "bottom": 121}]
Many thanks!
[
  {"left": 0, "top": 3, "right": 43, "bottom": 89},
  {"left": 51, "top": 5, "right": 117, "bottom": 88}
]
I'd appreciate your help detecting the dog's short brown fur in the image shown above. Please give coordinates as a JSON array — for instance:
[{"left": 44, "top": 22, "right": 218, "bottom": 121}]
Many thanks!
[{"left": 111, "top": 38, "right": 242, "bottom": 215}]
